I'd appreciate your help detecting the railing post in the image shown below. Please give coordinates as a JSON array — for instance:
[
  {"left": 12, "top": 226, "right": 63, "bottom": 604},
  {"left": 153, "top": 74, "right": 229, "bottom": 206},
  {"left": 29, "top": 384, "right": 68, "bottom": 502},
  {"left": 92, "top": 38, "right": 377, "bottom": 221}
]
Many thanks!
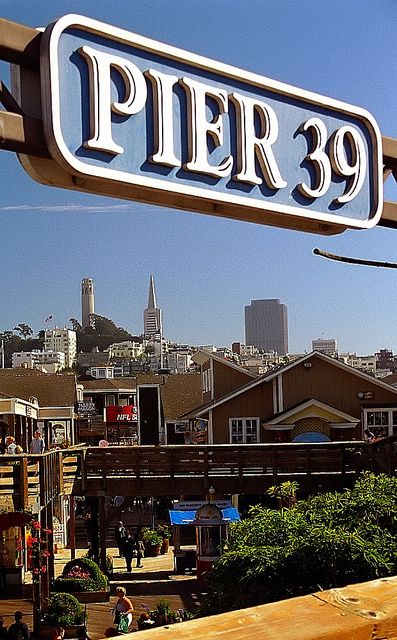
[
  {"left": 203, "top": 447, "right": 209, "bottom": 490},
  {"left": 340, "top": 444, "right": 346, "bottom": 483},
  {"left": 12, "top": 456, "right": 28, "bottom": 511},
  {"left": 306, "top": 447, "right": 312, "bottom": 485},
  {"left": 69, "top": 496, "right": 76, "bottom": 560},
  {"left": 82, "top": 449, "right": 88, "bottom": 493},
  {"left": 272, "top": 446, "right": 278, "bottom": 484},
  {"left": 238, "top": 447, "right": 243, "bottom": 491}
]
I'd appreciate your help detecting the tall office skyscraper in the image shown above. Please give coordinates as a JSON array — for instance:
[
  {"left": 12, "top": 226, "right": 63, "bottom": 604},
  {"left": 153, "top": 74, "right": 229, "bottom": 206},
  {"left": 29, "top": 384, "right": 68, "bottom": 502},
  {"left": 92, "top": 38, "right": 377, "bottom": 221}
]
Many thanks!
[
  {"left": 144, "top": 275, "right": 162, "bottom": 339},
  {"left": 81, "top": 277, "right": 95, "bottom": 329},
  {"left": 245, "top": 298, "right": 288, "bottom": 355}
]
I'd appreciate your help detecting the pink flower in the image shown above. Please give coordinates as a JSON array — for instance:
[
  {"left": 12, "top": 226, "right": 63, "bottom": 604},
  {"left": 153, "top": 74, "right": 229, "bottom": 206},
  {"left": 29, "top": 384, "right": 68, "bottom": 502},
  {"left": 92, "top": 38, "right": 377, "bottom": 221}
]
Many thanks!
[
  {"left": 32, "top": 521, "right": 41, "bottom": 530},
  {"left": 40, "top": 566, "right": 47, "bottom": 573}
]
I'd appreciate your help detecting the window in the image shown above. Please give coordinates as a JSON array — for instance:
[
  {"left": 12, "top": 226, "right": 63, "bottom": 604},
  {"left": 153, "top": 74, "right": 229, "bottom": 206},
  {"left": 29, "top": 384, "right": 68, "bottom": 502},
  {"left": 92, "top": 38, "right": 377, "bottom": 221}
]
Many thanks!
[
  {"left": 202, "top": 368, "right": 212, "bottom": 393},
  {"left": 229, "top": 418, "right": 259, "bottom": 444},
  {"left": 363, "top": 408, "right": 397, "bottom": 438}
]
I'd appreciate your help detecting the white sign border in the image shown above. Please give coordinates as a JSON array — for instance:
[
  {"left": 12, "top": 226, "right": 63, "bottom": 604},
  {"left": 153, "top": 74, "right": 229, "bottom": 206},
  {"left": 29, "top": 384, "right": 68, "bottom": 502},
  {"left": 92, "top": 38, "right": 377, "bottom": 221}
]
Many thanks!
[{"left": 40, "top": 13, "right": 383, "bottom": 230}]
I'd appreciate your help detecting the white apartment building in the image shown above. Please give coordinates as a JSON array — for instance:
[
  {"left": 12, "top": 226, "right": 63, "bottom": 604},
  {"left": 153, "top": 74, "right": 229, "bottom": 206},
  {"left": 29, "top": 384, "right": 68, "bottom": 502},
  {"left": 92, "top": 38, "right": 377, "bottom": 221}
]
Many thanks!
[
  {"left": 107, "top": 341, "right": 144, "bottom": 360},
  {"left": 44, "top": 327, "right": 77, "bottom": 368},
  {"left": 166, "top": 351, "right": 192, "bottom": 373},
  {"left": 339, "top": 353, "right": 377, "bottom": 376},
  {"left": 312, "top": 338, "right": 338, "bottom": 356},
  {"left": 12, "top": 350, "right": 66, "bottom": 372},
  {"left": 89, "top": 366, "right": 115, "bottom": 379}
]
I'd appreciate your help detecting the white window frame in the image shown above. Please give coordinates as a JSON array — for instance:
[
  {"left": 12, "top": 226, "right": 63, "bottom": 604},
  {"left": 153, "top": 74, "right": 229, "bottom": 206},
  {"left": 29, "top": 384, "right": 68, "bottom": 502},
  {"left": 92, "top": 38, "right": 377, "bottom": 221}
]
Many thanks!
[
  {"left": 362, "top": 407, "right": 397, "bottom": 437},
  {"left": 229, "top": 417, "right": 260, "bottom": 444},
  {"left": 202, "top": 368, "right": 212, "bottom": 393}
]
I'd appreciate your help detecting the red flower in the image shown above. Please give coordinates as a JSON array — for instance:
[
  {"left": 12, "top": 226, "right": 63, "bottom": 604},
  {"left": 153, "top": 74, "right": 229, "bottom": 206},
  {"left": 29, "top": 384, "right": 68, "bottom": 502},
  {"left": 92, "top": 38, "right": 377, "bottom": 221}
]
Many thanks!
[
  {"left": 33, "top": 568, "right": 39, "bottom": 575},
  {"left": 32, "top": 521, "right": 41, "bottom": 530},
  {"left": 40, "top": 566, "right": 47, "bottom": 573}
]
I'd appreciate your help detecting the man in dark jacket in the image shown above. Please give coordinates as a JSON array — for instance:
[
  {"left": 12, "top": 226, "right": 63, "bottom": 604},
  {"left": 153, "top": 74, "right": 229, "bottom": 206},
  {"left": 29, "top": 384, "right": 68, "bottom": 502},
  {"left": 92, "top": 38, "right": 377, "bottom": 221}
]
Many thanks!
[
  {"left": 123, "top": 530, "right": 136, "bottom": 572},
  {"left": 115, "top": 521, "right": 127, "bottom": 557}
]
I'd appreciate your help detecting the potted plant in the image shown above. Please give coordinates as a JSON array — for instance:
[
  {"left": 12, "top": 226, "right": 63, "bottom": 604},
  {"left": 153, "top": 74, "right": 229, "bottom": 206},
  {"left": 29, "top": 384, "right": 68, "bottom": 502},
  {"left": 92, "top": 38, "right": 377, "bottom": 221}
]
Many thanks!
[
  {"left": 156, "top": 524, "right": 171, "bottom": 554},
  {"left": 141, "top": 527, "right": 162, "bottom": 557},
  {"left": 137, "top": 600, "right": 193, "bottom": 630},
  {"left": 42, "top": 592, "right": 85, "bottom": 638}
]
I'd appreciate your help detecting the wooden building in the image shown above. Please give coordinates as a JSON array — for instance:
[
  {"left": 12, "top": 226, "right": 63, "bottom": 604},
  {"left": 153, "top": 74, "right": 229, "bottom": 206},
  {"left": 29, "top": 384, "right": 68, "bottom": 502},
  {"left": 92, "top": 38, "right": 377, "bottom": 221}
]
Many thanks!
[
  {"left": 186, "top": 351, "right": 397, "bottom": 444},
  {"left": 0, "top": 369, "right": 78, "bottom": 449}
]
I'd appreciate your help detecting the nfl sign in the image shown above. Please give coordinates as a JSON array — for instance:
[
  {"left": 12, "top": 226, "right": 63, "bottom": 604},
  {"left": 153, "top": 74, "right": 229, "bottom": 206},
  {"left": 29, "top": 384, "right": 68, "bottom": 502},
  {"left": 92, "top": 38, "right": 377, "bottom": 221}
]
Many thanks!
[{"left": 22, "top": 14, "right": 382, "bottom": 234}]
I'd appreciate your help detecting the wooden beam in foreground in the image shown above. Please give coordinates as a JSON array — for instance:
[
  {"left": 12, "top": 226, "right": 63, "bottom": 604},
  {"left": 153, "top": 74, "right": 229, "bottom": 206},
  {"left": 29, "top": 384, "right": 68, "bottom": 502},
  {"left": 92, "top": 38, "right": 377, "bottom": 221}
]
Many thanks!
[{"left": 106, "top": 575, "right": 397, "bottom": 640}]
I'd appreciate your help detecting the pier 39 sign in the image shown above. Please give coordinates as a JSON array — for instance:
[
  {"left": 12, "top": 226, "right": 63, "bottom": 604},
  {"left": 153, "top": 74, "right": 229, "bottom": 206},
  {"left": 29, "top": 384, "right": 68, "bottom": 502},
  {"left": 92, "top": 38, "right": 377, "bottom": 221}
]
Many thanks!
[{"left": 27, "top": 14, "right": 383, "bottom": 233}]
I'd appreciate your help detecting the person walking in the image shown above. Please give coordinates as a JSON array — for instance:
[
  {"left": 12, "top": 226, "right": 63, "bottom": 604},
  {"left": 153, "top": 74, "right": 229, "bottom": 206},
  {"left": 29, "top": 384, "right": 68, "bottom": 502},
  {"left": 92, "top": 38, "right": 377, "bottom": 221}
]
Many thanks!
[
  {"left": 30, "top": 430, "right": 45, "bottom": 454},
  {"left": 114, "top": 521, "right": 127, "bottom": 557},
  {"left": 8, "top": 610, "right": 30, "bottom": 640},
  {"left": 122, "top": 530, "right": 135, "bottom": 573},
  {"left": 134, "top": 528, "right": 145, "bottom": 568},
  {"left": 113, "top": 586, "right": 134, "bottom": 632}
]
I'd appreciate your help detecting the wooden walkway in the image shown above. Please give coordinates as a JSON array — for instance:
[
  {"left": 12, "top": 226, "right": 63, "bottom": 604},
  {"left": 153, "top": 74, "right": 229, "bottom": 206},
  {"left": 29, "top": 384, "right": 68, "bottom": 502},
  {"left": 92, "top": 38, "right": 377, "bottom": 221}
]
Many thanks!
[
  {"left": 0, "top": 548, "right": 204, "bottom": 639},
  {"left": 3, "top": 436, "right": 397, "bottom": 507}
]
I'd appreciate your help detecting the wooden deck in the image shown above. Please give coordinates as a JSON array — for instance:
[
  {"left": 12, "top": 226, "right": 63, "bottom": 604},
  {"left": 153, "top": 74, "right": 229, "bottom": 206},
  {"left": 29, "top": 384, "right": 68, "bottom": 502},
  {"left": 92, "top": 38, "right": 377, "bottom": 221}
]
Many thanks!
[
  {"left": 1, "top": 436, "right": 397, "bottom": 506},
  {"left": 114, "top": 575, "right": 397, "bottom": 640}
]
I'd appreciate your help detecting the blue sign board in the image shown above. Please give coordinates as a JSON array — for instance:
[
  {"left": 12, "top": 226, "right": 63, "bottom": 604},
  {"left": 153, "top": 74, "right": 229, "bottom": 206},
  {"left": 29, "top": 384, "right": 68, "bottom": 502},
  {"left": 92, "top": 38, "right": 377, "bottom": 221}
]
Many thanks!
[{"left": 35, "top": 14, "right": 383, "bottom": 232}]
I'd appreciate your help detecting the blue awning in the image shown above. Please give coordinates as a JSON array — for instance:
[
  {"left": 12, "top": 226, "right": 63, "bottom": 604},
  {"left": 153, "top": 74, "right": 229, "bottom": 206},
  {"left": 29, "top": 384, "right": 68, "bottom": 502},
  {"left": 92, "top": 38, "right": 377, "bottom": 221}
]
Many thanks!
[{"left": 169, "top": 507, "right": 240, "bottom": 525}]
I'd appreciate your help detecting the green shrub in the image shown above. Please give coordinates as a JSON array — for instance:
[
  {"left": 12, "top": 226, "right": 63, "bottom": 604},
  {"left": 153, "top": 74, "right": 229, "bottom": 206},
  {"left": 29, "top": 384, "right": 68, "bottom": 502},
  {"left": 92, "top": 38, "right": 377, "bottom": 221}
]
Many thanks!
[
  {"left": 203, "top": 472, "right": 397, "bottom": 615},
  {"left": 44, "top": 593, "right": 84, "bottom": 627},
  {"left": 53, "top": 557, "right": 108, "bottom": 593}
]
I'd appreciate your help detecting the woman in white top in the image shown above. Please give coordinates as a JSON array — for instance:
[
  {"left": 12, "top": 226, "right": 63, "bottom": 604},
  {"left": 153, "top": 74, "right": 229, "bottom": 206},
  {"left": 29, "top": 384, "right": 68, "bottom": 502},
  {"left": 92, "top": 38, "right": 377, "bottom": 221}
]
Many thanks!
[{"left": 114, "top": 586, "right": 134, "bottom": 630}]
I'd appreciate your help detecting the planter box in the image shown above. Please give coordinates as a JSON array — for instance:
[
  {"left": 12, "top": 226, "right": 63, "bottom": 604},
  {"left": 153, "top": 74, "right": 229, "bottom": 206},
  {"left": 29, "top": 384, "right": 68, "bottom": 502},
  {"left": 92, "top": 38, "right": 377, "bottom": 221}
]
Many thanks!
[
  {"left": 74, "top": 590, "right": 110, "bottom": 603},
  {"left": 145, "top": 544, "right": 160, "bottom": 557},
  {"left": 50, "top": 590, "right": 110, "bottom": 603},
  {"left": 160, "top": 539, "right": 170, "bottom": 554}
]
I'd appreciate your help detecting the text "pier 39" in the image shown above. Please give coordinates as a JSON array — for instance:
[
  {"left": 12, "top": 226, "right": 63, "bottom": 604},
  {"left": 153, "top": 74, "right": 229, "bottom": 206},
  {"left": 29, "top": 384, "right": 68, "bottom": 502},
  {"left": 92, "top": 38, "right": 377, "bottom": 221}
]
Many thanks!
[{"left": 35, "top": 14, "right": 382, "bottom": 232}]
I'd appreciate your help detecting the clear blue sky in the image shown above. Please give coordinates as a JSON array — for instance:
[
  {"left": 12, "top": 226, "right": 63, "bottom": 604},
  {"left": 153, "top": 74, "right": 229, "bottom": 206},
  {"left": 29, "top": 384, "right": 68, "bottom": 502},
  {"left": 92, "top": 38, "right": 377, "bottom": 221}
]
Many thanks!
[{"left": 0, "top": 0, "right": 396, "bottom": 354}]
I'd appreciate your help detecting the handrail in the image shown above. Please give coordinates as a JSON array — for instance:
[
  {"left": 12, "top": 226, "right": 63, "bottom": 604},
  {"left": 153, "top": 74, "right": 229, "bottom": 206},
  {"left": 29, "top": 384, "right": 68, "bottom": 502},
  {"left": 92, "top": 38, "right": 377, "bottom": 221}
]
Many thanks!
[{"left": 1, "top": 437, "right": 396, "bottom": 505}]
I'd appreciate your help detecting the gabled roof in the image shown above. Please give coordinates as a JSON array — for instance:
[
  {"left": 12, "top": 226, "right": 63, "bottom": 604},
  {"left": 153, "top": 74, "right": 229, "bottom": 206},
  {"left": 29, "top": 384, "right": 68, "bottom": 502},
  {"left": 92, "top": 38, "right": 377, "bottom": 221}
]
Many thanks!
[
  {"left": 0, "top": 369, "right": 77, "bottom": 407},
  {"left": 264, "top": 398, "right": 359, "bottom": 425},
  {"left": 190, "top": 351, "right": 397, "bottom": 417},
  {"left": 192, "top": 350, "right": 257, "bottom": 378}
]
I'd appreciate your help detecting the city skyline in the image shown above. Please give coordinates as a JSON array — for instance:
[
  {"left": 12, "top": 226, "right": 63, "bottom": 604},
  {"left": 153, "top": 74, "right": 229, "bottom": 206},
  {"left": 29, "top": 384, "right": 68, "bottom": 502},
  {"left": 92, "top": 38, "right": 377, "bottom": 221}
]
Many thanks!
[{"left": 0, "top": 2, "right": 397, "bottom": 355}]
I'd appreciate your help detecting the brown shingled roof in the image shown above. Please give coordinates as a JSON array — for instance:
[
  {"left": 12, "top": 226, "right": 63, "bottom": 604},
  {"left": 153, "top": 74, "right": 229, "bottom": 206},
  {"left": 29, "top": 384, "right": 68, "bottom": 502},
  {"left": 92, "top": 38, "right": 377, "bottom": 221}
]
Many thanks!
[
  {"left": 136, "top": 373, "right": 202, "bottom": 421},
  {"left": 79, "top": 377, "right": 136, "bottom": 392},
  {"left": 0, "top": 369, "right": 76, "bottom": 407}
]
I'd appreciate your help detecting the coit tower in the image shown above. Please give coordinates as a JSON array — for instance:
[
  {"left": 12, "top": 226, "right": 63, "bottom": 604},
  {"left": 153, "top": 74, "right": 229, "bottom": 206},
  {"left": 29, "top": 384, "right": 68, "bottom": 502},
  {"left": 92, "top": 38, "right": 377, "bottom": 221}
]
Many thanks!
[{"left": 81, "top": 277, "right": 95, "bottom": 329}]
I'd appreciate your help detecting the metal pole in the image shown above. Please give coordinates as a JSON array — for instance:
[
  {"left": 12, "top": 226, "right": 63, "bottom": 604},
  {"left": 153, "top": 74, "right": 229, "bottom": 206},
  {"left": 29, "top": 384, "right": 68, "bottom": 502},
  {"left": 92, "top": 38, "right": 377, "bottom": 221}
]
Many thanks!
[{"left": 1, "top": 339, "right": 4, "bottom": 368}]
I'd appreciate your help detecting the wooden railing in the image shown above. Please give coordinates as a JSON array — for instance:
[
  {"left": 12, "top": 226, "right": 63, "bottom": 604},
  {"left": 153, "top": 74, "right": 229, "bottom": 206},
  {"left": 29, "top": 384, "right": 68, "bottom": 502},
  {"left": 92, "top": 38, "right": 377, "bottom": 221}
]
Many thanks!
[
  {"left": 77, "top": 441, "right": 369, "bottom": 496},
  {"left": 1, "top": 437, "right": 397, "bottom": 506},
  {"left": 0, "top": 448, "right": 85, "bottom": 510}
]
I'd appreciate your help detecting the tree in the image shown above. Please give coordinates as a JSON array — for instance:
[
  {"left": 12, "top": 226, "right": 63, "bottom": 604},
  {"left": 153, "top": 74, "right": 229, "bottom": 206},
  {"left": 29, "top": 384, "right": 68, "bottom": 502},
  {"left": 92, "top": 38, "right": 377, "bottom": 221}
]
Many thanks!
[
  {"left": 69, "top": 318, "right": 82, "bottom": 333},
  {"left": 203, "top": 472, "right": 397, "bottom": 615},
  {"left": 13, "top": 323, "right": 33, "bottom": 339},
  {"left": 76, "top": 313, "right": 136, "bottom": 353}
]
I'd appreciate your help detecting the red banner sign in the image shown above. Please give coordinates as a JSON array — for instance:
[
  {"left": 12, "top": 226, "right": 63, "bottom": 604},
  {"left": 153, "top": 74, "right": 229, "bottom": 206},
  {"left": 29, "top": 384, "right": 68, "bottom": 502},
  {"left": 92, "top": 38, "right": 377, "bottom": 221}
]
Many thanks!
[{"left": 106, "top": 405, "right": 137, "bottom": 422}]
